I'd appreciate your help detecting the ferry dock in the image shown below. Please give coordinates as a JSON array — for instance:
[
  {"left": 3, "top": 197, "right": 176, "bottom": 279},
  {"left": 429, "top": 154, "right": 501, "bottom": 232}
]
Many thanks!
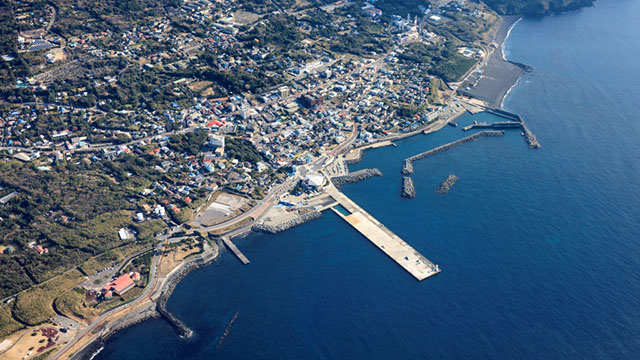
[{"left": 326, "top": 184, "right": 440, "bottom": 281}]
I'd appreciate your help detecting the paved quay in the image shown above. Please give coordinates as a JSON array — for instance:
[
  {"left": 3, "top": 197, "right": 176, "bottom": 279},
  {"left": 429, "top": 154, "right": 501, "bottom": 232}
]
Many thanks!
[{"left": 326, "top": 184, "right": 440, "bottom": 281}]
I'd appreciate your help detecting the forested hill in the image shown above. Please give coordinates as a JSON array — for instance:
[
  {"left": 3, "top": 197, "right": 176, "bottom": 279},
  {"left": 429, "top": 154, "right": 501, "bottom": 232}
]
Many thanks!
[{"left": 482, "top": 0, "right": 595, "bottom": 16}]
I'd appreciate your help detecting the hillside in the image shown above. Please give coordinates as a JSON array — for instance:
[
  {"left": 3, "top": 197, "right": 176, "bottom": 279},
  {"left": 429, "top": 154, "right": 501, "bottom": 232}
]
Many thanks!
[{"left": 482, "top": 0, "right": 595, "bottom": 16}]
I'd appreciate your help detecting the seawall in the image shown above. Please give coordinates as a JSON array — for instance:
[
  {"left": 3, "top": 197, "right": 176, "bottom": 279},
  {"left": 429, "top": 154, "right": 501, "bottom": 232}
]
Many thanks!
[
  {"left": 331, "top": 168, "right": 382, "bottom": 188},
  {"left": 483, "top": 108, "right": 541, "bottom": 149},
  {"left": 252, "top": 211, "right": 322, "bottom": 234},
  {"left": 73, "top": 248, "right": 220, "bottom": 359},
  {"left": 401, "top": 131, "right": 504, "bottom": 174}
]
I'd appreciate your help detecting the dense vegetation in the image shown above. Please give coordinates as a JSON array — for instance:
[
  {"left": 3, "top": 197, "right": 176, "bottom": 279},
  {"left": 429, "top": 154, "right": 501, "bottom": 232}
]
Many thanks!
[
  {"left": 168, "top": 130, "right": 208, "bottom": 156},
  {"left": 54, "top": 287, "right": 100, "bottom": 322},
  {"left": 0, "top": 1, "right": 30, "bottom": 88},
  {"left": 0, "top": 304, "right": 24, "bottom": 338},
  {"left": 483, "top": 0, "right": 595, "bottom": 16},
  {"left": 398, "top": 42, "right": 476, "bottom": 82},
  {"left": 225, "top": 137, "right": 264, "bottom": 164},
  {"left": 0, "top": 155, "right": 164, "bottom": 298},
  {"left": 12, "top": 269, "right": 84, "bottom": 326}
]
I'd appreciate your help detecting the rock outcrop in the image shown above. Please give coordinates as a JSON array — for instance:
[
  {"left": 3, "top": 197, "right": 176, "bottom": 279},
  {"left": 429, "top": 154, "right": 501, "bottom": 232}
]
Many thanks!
[{"left": 436, "top": 174, "right": 460, "bottom": 194}]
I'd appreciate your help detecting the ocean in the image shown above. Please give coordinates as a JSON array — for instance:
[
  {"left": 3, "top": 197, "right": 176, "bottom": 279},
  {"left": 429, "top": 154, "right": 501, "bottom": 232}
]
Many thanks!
[{"left": 95, "top": 0, "right": 640, "bottom": 358}]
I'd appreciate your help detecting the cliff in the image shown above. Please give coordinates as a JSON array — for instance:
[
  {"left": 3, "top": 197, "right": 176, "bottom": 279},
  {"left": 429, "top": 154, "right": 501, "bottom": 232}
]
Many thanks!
[{"left": 484, "top": 0, "right": 595, "bottom": 16}]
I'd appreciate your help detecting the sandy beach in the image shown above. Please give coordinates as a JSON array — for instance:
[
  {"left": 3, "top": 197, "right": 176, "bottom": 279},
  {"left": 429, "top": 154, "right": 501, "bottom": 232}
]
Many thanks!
[{"left": 458, "top": 16, "right": 527, "bottom": 108}]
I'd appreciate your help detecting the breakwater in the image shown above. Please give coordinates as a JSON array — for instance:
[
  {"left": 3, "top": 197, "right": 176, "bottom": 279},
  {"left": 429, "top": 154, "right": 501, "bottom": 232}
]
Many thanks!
[
  {"left": 154, "top": 247, "right": 219, "bottom": 338},
  {"left": 521, "top": 121, "right": 541, "bottom": 149},
  {"left": 156, "top": 264, "right": 199, "bottom": 338},
  {"left": 462, "top": 121, "right": 521, "bottom": 131},
  {"left": 252, "top": 210, "right": 322, "bottom": 234},
  {"left": 70, "top": 248, "right": 219, "bottom": 359},
  {"left": 401, "top": 131, "right": 505, "bottom": 175},
  {"left": 401, "top": 177, "right": 416, "bottom": 198},
  {"left": 484, "top": 108, "right": 541, "bottom": 149},
  {"left": 331, "top": 168, "right": 382, "bottom": 188},
  {"left": 216, "top": 311, "right": 240, "bottom": 349},
  {"left": 401, "top": 159, "right": 414, "bottom": 175},
  {"left": 436, "top": 175, "right": 460, "bottom": 194}
]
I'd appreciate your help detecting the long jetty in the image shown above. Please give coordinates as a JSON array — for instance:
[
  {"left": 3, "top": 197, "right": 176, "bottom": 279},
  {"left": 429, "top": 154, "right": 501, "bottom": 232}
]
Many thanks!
[
  {"left": 402, "top": 130, "right": 504, "bottom": 174},
  {"left": 326, "top": 185, "right": 440, "bottom": 281},
  {"left": 222, "top": 236, "right": 250, "bottom": 264}
]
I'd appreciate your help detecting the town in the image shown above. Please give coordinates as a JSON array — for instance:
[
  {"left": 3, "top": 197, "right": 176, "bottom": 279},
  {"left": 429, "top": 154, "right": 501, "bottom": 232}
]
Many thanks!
[{"left": 0, "top": 0, "right": 501, "bottom": 358}]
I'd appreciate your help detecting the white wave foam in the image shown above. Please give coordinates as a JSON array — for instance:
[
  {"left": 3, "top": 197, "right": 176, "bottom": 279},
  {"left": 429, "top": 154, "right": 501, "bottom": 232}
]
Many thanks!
[{"left": 502, "top": 17, "right": 523, "bottom": 61}]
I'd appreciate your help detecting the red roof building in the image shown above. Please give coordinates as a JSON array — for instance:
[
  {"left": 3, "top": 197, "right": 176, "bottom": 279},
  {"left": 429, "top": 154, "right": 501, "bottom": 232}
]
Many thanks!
[
  {"left": 103, "top": 272, "right": 139, "bottom": 296},
  {"left": 34, "top": 245, "right": 48, "bottom": 255}
]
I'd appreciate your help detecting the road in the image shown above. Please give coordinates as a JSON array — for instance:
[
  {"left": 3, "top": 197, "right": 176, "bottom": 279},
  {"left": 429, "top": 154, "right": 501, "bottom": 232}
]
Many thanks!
[{"left": 49, "top": 243, "right": 164, "bottom": 359}]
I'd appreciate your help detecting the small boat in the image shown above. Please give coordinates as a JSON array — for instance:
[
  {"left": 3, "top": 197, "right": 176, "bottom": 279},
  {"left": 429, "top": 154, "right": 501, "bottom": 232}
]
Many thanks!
[
  {"left": 520, "top": 131, "right": 525, "bottom": 136},
  {"left": 448, "top": 122, "right": 458, "bottom": 127}
]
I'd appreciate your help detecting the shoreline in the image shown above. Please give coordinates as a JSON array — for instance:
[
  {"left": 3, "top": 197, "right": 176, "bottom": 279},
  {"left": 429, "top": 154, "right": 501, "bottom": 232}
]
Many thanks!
[
  {"left": 66, "top": 245, "right": 220, "bottom": 360},
  {"left": 61, "top": 17, "right": 530, "bottom": 360},
  {"left": 457, "top": 15, "right": 529, "bottom": 109},
  {"left": 501, "top": 17, "right": 523, "bottom": 62}
]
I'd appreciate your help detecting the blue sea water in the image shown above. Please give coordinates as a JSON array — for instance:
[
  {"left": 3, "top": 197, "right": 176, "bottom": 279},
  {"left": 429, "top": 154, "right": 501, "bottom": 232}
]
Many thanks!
[{"left": 96, "top": 1, "right": 640, "bottom": 359}]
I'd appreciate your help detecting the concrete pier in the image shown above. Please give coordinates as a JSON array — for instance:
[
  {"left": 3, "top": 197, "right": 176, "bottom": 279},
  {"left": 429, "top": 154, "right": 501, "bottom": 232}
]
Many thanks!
[
  {"left": 327, "top": 185, "right": 440, "bottom": 281},
  {"left": 222, "top": 236, "right": 250, "bottom": 264}
]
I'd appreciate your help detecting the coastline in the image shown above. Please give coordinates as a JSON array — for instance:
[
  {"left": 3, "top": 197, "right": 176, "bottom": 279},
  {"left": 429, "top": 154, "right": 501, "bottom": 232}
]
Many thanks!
[
  {"left": 501, "top": 17, "right": 523, "bottom": 62},
  {"left": 457, "top": 15, "right": 528, "bottom": 109},
  {"left": 65, "top": 244, "right": 220, "bottom": 360},
  {"left": 64, "top": 16, "right": 529, "bottom": 360}
]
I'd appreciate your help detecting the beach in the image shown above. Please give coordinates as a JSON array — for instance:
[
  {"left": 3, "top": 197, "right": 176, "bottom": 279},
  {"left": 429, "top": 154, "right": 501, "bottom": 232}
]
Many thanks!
[{"left": 457, "top": 16, "right": 527, "bottom": 108}]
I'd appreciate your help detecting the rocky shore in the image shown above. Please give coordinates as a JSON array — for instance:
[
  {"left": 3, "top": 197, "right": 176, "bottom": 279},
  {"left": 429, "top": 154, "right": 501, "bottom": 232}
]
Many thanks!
[
  {"left": 401, "top": 177, "right": 416, "bottom": 198},
  {"left": 252, "top": 210, "right": 322, "bottom": 234},
  {"left": 331, "top": 168, "right": 382, "bottom": 188},
  {"left": 436, "top": 175, "right": 460, "bottom": 194},
  {"left": 402, "top": 131, "right": 504, "bottom": 174}
]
